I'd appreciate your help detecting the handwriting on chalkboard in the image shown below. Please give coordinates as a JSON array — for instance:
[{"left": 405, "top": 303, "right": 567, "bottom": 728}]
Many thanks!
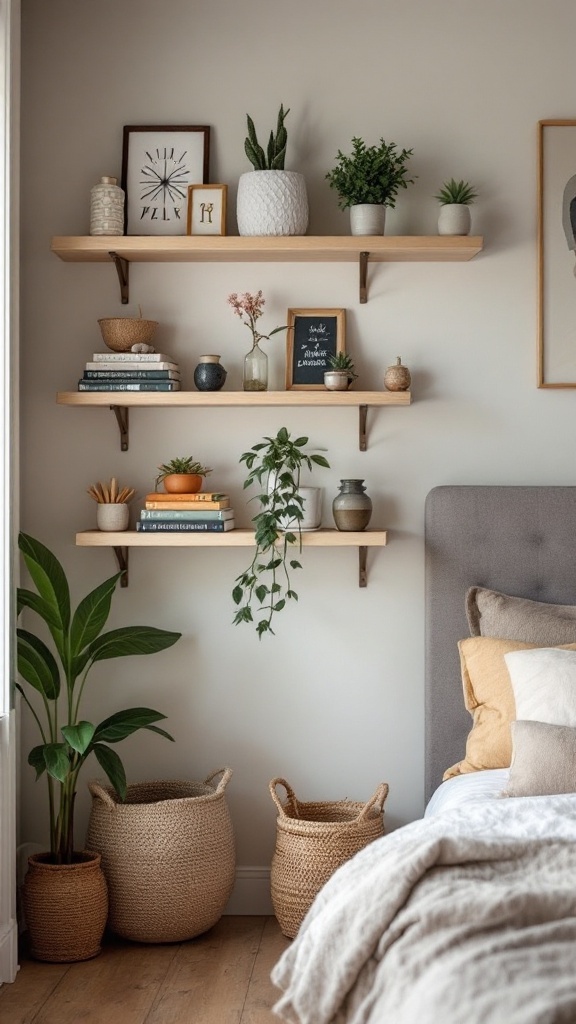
[{"left": 286, "top": 309, "right": 346, "bottom": 389}]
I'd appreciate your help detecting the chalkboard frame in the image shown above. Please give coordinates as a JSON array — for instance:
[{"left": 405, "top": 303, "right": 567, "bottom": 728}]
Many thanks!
[{"left": 285, "top": 308, "right": 346, "bottom": 390}]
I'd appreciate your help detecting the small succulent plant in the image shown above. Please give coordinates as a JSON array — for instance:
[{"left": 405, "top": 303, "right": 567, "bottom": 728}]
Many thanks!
[
  {"left": 244, "top": 104, "right": 290, "bottom": 171},
  {"left": 327, "top": 352, "right": 358, "bottom": 379},
  {"left": 87, "top": 478, "right": 135, "bottom": 504},
  {"left": 434, "top": 178, "right": 478, "bottom": 205},
  {"left": 155, "top": 456, "right": 212, "bottom": 490}
]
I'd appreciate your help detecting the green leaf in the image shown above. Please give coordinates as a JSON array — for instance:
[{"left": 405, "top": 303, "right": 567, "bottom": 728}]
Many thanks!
[
  {"left": 62, "top": 720, "right": 95, "bottom": 755},
  {"left": 17, "top": 588, "right": 62, "bottom": 629},
  {"left": 18, "top": 532, "right": 70, "bottom": 634},
  {"left": 273, "top": 599, "right": 286, "bottom": 611},
  {"left": 93, "top": 743, "right": 127, "bottom": 801},
  {"left": 88, "top": 626, "right": 181, "bottom": 663},
  {"left": 255, "top": 585, "right": 269, "bottom": 603},
  {"left": 69, "top": 573, "right": 121, "bottom": 661},
  {"left": 28, "top": 745, "right": 48, "bottom": 779},
  {"left": 17, "top": 629, "right": 60, "bottom": 700},
  {"left": 232, "top": 585, "right": 244, "bottom": 605},
  {"left": 311, "top": 454, "right": 330, "bottom": 468},
  {"left": 93, "top": 707, "right": 172, "bottom": 744},
  {"left": 44, "top": 743, "right": 72, "bottom": 782},
  {"left": 289, "top": 560, "right": 302, "bottom": 569}
]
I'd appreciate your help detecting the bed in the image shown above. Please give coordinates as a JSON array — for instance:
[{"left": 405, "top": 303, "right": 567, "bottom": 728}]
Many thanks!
[{"left": 272, "top": 485, "right": 576, "bottom": 1024}]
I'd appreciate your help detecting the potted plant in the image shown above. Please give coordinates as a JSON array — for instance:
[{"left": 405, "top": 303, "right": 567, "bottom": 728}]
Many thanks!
[
  {"left": 326, "top": 136, "right": 415, "bottom": 236},
  {"left": 155, "top": 456, "right": 212, "bottom": 494},
  {"left": 324, "top": 352, "right": 358, "bottom": 392},
  {"left": 16, "top": 532, "right": 181, "bottom": 962},
  {"left": 236, "top": 104, "right": 309, "bottom": 237},
  {"left": 232, "top": 427, "right": 329, "bottom": 638},
  {"left": 228, "top": 289, "right": 290, "bottom": 392},
  {"left": 87, "top": 476, "right": 135, "bottom": 532},
  {"left": 434, "top": 178, "right": 478, "bottom": 236}
]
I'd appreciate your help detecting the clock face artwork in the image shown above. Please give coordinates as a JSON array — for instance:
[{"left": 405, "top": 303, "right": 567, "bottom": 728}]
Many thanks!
[
  {"left": 139, "top": 147, "right": 190, "bottom": 226},
  {"left": 124, "top": 129, "right": 208, "bottom": 235}
]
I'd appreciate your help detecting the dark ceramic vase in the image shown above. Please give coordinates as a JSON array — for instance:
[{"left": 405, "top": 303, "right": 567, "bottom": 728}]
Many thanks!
[
  {"left": 332, "top": 479, "right": 372, "bottom": 531},
  {"left": 193, "top": 354, "right": 227, "bottom": 391}
]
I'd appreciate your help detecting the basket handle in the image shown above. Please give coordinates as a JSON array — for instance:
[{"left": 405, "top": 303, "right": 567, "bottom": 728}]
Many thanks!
[
  {"left": 269, "top": 777, "right": 299, "bottom": 818},
  {"left": 356, "top": 782, "right": 389, "bottom": 821},
  {"left": 88, "top": 780, "right": 116, "bottom": 810},
  {"left": 204, "top": 767, "right": 233, "bottom": 793}
]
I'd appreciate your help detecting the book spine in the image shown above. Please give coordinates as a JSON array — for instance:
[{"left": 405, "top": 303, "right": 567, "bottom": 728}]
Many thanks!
[
  {"left": 84, "top": 361, "right": 179, "bottom": 371},
  {"left": 78, "top": 381, "right": 181, "bottom": 392},
  {"left": 92, "top": 352, "right": 173, "bottom": 363},
  {"left": 84, "top": 369, "right": 180, "bottom": 380},
  {"left": 144, "top": 492, "right": 228, "bottom": 502},
  {"left": 140, "top": 509, "right": 234, "bottom": 521},
  {"left": 144, "top": 500, "right": 230, "bottom": 510},
  {"left": 136, "top": 520, "right": 235, "bottom": 532}
]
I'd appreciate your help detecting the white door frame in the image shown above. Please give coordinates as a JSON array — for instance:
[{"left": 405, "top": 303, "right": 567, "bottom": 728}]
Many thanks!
[{"left": 0, "top": 0, "right": 19, "bottom": 986}]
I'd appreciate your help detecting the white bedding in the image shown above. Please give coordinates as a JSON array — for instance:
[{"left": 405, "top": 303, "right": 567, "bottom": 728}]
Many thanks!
[
  {"left": 425, "top": 767, "right": 510, "bottom": 816},
  {"left": 272, "top": 792, "right": 576, "bottom": 1024}
]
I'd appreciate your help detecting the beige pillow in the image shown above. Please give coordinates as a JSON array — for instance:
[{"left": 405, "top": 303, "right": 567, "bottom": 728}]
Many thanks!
[
  {"left": 504, "top": 647, "right": 576, "bottom": 726},
  {"left": 503, "top": 720, "right": 576, "bottom": 797},
  {"left": 466, "top": 587, "right": 576, "bottom": 644},
  {"left": 443, "top": 637, "right": 576, "bottom": 780}
]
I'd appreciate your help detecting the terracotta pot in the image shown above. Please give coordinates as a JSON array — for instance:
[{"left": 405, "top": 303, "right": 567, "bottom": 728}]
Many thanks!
[
  {"left": 163, "top": 474, "right": 203, "bottom": 494},
  {"left": 22, "top": 851, "right": 108, "bottom": 962}
]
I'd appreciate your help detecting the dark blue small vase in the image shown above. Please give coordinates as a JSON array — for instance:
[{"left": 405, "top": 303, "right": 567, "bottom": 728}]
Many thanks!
[{"left": 194, "top": 355, "right": 227, "bottom": 391}]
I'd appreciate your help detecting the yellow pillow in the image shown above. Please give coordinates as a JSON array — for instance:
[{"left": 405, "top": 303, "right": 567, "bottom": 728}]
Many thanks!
[{"left": 443, "top": 637, "right": 576, "bottom": 779}]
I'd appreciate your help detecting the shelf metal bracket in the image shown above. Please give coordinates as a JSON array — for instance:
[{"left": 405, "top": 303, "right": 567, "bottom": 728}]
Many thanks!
[
  {"left": 113, "top": 546, "right": 129, "bottom": 587},
  {"left": 359, "top": 546, "right": 368, "bottom": 588},
  {"left": 359, "top": 404, "right": 368, "bottom": 452},
  {"left": 109, "top": 251, "right": 130, "bottom": 304},
  {"left": 110, "top": 405, "right": 129, "bottom": 451},
  {"left": 359, "top": 251, "right": 369, "bottom": 303}
]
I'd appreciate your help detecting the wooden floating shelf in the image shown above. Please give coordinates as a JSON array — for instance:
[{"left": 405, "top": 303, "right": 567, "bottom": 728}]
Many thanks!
[
  {"left": 51, "top": 235, "right": 483, "bottom": 303},
  {"left": 76, "top": 528, "right": 388, "bottom": 589},
  {"left": 56, "top": 390, "right": 411, "bottom": 452}
]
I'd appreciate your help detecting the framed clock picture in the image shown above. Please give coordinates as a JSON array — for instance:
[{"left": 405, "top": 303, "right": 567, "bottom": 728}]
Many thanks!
[{"left": 121, "top": 125, "right": 210, "bottom": 236}]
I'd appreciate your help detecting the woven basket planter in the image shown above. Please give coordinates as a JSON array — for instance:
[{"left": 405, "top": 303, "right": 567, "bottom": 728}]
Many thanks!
[
  {"left": 269, "top": 777, "right": 388, "bottom": 938},
  {"left": 86, "top": 769, "right": 235, "bottom": 943},
  {"left": 22, "top": 851, "right": 108, "bottom": 963}
]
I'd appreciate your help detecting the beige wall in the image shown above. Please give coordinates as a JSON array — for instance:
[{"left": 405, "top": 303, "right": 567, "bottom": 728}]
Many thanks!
[{"left": 18, "top": 0, "right": 576, "bottom": 900}]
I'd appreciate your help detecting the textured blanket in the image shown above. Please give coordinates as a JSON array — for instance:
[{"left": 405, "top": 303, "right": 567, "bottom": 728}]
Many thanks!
[{"left": 272, "top": 794, "right": 576, "bottom": 1024}]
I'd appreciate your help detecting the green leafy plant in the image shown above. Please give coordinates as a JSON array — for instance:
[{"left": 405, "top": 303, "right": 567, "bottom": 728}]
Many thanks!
[
  {"left": 244, "top": 104, "right": 290, "bottom": 170},
  {"left": 434, "top": 178, "right": 478, "bottom": 205},
  {"left": 327, "top": 351, "right": 358, "bottom": 379},
  {"left": 16, "top": 532, "right": 181, "bottom": 863},
  {"left": 155, "top": 456, "right": 212, "bottom": 490},
  {"left": 232, "top": 428, "right": 329, "bottom": 638},
  {"left": 326, "top": 136, "right": 415, "bottom": 209}
]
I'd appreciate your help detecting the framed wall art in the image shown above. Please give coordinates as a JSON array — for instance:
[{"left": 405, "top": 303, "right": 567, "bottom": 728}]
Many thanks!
[
  {"left": 286, "top": 308, "right": 346, "bottom": 390},
  {"left": 538, "top": 119, "right": 576, "bottom": 387},
  {"left": 121, "top": 125, "right": 210, "bottom": 236},
  {"left": 187, "top": 184, "right": 227, "bottom": 235}
]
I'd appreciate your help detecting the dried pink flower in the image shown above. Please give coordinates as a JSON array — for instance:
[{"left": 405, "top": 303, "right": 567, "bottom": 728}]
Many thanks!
[{"left": 227, "top": 291, "right": 287, "bottom": 346}]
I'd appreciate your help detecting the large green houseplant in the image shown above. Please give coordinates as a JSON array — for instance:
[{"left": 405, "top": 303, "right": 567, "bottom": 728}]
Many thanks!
[
  {"left": 326, "top": 136, "right": 415, "bottom": 235},
  {"left": 16, "top": 532, "right": 181, "bottom": 864},
  {"left": 232, "top": 428, "right": 329, "bottom": 638}
]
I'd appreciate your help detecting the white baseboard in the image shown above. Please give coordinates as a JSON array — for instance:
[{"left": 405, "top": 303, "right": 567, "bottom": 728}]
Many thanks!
[
  {"left": 224, "top": 866, "right": 273, "bottom": 916},
  {"left": 0, "top": 920, "right": 18, "bottom": 984}
]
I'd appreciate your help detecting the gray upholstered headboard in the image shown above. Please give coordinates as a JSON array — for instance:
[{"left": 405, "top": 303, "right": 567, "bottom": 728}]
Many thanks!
[{"left": 425, "top": 485, "right": 576, "bottom": 801}]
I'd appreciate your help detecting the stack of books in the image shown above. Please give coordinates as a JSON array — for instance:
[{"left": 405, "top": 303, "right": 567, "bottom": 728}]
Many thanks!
[
  {"left": 78, "top": 351, "right": 182, "bottom": 392},
  {"left": 136, "top": 491, "right": 235, "bottom": 532}
]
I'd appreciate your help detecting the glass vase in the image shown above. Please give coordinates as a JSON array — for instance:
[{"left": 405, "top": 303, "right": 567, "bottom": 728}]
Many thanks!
[{"left": 243, "top": 340, "right": 268, "bottom": 392}]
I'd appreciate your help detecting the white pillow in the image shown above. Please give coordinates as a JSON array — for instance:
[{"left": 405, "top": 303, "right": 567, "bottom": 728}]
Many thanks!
[{"left": 504, "top": 647, "right": 576, "bottom": 725}]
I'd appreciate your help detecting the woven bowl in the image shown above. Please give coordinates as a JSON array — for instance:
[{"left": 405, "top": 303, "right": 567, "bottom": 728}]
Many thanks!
[{"left": 98, "top": 317, "right": 158, "bottom": 352}]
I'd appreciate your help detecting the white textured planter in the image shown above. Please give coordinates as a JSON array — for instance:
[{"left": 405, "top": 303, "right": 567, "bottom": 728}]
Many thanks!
[
  {"left": 278, "top": 487, "right": 323, "bottom": 531},
  {"left": 349, "top": 204, "right": 386, "bottom": 236},
  {"left": 236, "top": 170, "right": 309, "bottom": 236},
  {"left": 437, "top": 204, "right": 471, "bottom": 236},
  {"left": 96, "top": 503, "right": 129, "bottom": 532}
]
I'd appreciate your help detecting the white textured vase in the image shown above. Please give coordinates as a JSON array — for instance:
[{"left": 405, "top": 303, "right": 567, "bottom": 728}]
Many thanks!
[
  {"left": 349, "top": 204, "right": 386, "bottom": 236},
  {"left": 96, "top": 503, "right": 129, "bottom": 532},
  {"left": 236, "top": 170, "right": 309, "bottom": 236},
  {"left": 437, "top": 204, "right": 471, "bottom": 236}
]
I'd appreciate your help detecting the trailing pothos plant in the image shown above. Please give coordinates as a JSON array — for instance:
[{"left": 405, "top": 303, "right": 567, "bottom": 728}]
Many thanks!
[
  {"left": 16, "top": 532, "right": 181, "bottom": 863},
  {"left": 232, "top": 428, "right": 329, "bottom": 638}
]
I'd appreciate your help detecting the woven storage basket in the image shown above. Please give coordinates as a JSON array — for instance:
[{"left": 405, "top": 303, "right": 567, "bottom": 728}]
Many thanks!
[
  {"left": 269, "top": 777, "right": 388, "bottom": 938},
  {"left": 86, "top": 769, "right": 235, "bottom": 943}
]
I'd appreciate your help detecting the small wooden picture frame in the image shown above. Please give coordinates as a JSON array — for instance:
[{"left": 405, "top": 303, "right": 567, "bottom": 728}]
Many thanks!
[
  {"left": 187, "top": 184, "right": 227, "bottom": 235},
  {"left": 286, "top": 309, "right": 346, "bottom": 390}
]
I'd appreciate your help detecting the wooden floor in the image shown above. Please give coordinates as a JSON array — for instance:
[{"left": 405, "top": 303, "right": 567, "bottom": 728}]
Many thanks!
[{"left": 0, "top": 916, "right": 291, "bottom": 1024}]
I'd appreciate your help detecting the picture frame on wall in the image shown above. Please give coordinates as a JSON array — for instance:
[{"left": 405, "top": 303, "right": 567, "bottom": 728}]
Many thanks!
[
  {"left": 121, "top": 125, "right": 210, "bottom": 236},
  {"left": 538, "top": 119, "right": 576, "bottom": 387},
  {"left": 187, "top": 184, "right": 227, "bottom": 235},
  {"left": 285, "top": 308, "right": 346, "bottom": 390}
]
